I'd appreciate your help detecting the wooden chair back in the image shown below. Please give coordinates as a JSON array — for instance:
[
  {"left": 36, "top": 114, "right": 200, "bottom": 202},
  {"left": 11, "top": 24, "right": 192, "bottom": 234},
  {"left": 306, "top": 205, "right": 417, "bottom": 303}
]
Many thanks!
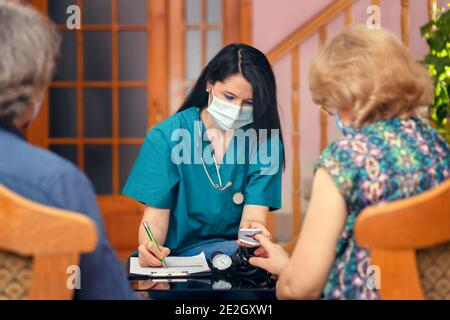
[
  {"left": 355, "top": 179, "right": 450, "bottom": 299},
  {"left": 0, "top": 184, "right": 97, "bottom": 299}
]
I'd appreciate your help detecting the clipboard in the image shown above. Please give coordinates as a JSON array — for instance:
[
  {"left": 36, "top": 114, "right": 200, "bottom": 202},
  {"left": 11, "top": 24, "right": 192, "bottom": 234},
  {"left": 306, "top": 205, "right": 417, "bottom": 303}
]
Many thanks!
[{"left": 127, "top": 252, "right": 212, "bottom": 279}]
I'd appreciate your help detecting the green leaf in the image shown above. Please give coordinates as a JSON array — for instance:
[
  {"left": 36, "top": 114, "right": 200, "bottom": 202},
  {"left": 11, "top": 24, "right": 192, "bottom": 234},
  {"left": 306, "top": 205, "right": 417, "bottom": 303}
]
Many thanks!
[
  {"left": 420, "top": 20, "right": 435, "bottom": 36},
  {"left": 423, "top": 4, "right": 450, "bottom": 141}
]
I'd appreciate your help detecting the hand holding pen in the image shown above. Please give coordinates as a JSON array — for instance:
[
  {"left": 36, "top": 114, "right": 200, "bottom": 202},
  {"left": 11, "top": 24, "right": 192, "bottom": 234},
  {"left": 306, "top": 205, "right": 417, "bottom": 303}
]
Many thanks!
[{"left": 138, "top": 221, "right": 170, "bottom": 268}]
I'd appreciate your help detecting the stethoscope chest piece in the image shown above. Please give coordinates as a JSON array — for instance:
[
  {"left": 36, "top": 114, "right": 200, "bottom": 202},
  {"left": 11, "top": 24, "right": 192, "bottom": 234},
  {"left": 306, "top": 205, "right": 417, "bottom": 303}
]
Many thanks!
[{"left": 232, "top": 192, "right": 245, "bottom": 205}]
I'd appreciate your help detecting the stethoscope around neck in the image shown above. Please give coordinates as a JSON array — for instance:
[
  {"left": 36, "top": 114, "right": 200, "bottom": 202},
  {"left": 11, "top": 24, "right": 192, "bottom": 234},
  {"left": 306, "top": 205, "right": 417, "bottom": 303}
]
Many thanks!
[{"left": 195, "top": 109, "right": 247, "bottom": 206}]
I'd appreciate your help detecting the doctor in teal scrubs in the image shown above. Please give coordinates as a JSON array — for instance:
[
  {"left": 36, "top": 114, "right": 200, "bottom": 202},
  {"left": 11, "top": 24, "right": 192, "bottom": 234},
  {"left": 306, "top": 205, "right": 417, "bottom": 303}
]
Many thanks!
[{"left": 123, "top": 44, "right": 285, "bottom": 267}]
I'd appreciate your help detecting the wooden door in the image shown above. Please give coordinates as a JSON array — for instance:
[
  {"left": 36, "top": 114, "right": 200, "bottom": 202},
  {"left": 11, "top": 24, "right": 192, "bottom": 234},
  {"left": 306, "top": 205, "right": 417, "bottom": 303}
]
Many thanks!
[{"left": 25, "top": 0, "right": 252, "bottom": 259}]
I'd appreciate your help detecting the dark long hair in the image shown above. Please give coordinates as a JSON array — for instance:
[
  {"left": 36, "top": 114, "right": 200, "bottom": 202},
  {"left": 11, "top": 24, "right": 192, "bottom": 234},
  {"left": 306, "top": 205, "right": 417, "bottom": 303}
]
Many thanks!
[{"left": 178, "top": 43, "right": 285, "bottom": 169}]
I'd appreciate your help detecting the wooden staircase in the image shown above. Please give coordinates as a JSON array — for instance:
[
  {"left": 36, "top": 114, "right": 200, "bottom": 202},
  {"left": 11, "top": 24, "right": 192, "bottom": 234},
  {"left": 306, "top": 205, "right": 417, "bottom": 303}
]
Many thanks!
[{"left": 266, "top": 0, "right": 438, "bottom": 253}]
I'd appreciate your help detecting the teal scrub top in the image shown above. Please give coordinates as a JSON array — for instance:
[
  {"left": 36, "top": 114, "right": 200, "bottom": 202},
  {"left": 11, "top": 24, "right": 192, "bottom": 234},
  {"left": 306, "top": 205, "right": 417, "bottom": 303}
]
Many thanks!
[{"left": 122, "top": 107, "right": 283, "bottom": 255}]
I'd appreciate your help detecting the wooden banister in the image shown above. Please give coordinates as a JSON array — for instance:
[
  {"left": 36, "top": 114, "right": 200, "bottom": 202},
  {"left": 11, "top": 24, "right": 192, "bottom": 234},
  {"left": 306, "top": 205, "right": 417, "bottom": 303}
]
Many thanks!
[
  {"left": 266, "top": 0, "right": 354, "bottom": 64},
  {"left": 318, "top": 25, "right": 328, "bottom": 153},
  {"left": 291, "top": 46, "right": 301, "bottom": 240},
  {"left": 428, "top": 0, "right": 437, "bottom": 20},
  {"left": 401, "top": 0, "right": 410, "bottom": 46},
  {"left": 344, "top": 5, "right": 353, "bottom": 27},
  {"left": 268, "top": 0, "right": 428, "bottom": 250}
]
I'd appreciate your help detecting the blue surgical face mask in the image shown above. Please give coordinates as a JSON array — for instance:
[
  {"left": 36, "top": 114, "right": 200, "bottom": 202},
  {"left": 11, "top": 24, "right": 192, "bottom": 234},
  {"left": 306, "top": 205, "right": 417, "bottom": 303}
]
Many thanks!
[
  {"left": 207, "top": 89, "right": 253, "bottom": 130},
  {"left": 335, "top": 113, "right": 356, "bottom": 136}
]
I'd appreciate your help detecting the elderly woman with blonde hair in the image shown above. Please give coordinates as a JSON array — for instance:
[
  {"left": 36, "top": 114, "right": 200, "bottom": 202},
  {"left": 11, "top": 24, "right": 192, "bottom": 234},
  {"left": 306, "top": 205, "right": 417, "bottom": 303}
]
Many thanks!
[{"left": 249, "top": 25, "right": 450, "bottom": 300}]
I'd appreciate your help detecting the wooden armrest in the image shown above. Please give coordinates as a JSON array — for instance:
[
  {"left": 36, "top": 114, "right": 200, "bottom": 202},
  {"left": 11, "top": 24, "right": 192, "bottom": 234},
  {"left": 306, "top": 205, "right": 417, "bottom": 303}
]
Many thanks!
[
  {"left": 0, "top": 184, "right": 97, "bottom": 256},
  {"left": 355, "top": 179, "right": 450, "bottom": 250}
]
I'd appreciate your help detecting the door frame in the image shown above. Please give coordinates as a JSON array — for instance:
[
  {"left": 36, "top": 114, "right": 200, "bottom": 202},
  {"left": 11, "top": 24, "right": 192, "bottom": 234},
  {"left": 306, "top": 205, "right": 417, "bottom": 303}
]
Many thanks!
[
  {"left": 26, "top": 0, "right": 252, "bottom": 155},
  {"left": 24, "top": 0, "right": 252, "bottom": 257}
]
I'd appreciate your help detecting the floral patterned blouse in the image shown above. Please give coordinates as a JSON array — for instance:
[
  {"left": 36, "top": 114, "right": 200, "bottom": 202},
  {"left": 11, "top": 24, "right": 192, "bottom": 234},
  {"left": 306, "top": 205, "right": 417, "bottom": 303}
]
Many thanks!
[{"left": 315, "top": 117, "right": 450, "bottom": 300}]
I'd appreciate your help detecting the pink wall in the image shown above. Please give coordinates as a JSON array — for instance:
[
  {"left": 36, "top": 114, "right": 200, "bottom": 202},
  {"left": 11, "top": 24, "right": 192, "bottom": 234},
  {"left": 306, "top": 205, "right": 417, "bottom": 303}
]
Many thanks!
[{"left": 253, "top": 0, "right": 449, "bottom": 212}]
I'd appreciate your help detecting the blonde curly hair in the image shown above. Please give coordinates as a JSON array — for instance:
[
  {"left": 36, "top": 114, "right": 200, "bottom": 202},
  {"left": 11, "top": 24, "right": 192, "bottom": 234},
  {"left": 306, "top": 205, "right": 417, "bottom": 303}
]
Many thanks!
[
  {"left": 0, "top": 0, "right": 60, "bottom": 126},
  {"left": 309, "top": 25, "right": 434, "bottom": 128}
]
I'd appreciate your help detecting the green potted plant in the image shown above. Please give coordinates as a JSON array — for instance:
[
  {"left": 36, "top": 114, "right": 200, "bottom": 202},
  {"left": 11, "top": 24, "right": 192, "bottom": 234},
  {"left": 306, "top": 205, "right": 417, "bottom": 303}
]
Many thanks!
[{"left": 421, "top": 3, "right": 450, "bottom": 142}]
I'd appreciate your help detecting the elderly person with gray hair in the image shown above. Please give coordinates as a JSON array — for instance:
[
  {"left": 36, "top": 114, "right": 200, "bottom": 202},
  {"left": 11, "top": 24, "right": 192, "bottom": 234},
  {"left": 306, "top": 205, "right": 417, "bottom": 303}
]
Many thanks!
[{"left": 0, "top": 1, "right": 137, "bottom": 299}]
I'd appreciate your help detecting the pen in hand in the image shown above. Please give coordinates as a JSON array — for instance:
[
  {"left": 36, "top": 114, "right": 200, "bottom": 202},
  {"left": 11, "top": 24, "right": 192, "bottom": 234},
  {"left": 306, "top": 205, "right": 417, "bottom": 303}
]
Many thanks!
[{"left": 142, "top": 221, "right": 168, "bottom": 268}]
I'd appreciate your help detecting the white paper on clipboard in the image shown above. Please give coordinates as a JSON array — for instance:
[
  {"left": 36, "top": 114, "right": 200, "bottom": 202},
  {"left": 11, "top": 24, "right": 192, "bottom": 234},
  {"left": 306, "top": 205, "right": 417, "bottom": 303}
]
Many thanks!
[{"left": 129, "top": 252, "right": 211, "bottom": 277}]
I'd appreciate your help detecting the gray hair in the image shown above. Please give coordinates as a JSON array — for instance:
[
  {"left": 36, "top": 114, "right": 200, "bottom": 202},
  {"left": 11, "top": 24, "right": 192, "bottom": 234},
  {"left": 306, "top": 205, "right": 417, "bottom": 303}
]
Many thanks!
[{"left": 0, "top": 0, "right": 60, "bottom": 126}]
